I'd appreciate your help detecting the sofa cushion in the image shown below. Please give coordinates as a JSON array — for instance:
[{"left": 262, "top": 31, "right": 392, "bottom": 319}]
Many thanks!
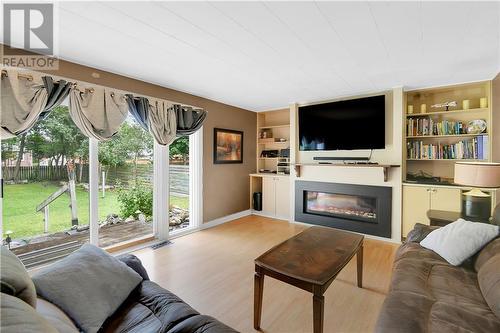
[
  {"left": 421, "top": 219, "right": 499, "bottom": 265},
  {"left": 101, "top": 280, "right": 237, "bottom": 333},
  {"left": 117, "top": 253, "right": 150, "bottom": 280},
  {"left": 478, "top": 254, "right": 500, "bottom": 318},
  {"left": 0, "top": 293, "right": 58, "bottom": 333},
  {"left": 475, "top": 237, "right": 500, "bottom": 272},
  {"left": 36, "top": 298, "right": 78, "bottom": 333},
  {"left": 0, "top": 246, "right": 37, "bottom": 307},
  {"left": 32, "top": 244, "right": 142, "bottom": 333}
]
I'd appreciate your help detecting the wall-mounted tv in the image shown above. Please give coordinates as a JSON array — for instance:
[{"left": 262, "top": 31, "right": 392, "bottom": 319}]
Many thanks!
[{"left": 298, "top": 95, "right": 385, "bottom": 151}]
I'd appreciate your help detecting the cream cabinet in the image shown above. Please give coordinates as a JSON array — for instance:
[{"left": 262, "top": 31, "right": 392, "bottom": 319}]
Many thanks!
[
  {"left": 402, "top": 185, "right": 461, "bottom": 237},
  {"left": 262, "top": 177, "right": 276, "bottom": 215},
  {"left": 258, "top": 175, "right": 290, "bottom": 220}
]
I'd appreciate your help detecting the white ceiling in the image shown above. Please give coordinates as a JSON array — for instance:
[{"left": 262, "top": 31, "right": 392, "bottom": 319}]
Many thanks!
[{"left": 12, "top": 1, "right": 500, "bottom": 111}]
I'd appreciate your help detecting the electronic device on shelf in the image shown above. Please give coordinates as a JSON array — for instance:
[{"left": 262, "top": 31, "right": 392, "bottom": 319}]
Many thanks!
[
  {"left": 261, "top": 150, "right": 279, "bottom": 158},
  {"left": 277, "top": 157, "right": 290, "bottom": 175},
  {"left": 259, "top": 169, "right": 276, "bottom": 174},
  {"left": 279, "top": 148, "right": 290, "bottom": 158},
  {"left": 313, "top": 156, "right": 370, "bottom": 161}
]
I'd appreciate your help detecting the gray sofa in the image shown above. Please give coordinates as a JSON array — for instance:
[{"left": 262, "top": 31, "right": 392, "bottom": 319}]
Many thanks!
[{"left": 375, "top": 224, "right": 500, "bottom": 333}]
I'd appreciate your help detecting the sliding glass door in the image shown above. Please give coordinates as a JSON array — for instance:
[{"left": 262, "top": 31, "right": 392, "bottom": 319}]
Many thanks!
[{"left": 97, "top": 116, "right": 155, "bottom": 247}]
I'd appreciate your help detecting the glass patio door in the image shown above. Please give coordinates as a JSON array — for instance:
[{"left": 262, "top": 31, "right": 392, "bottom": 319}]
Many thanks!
[{"left": 0, "top": 106, "right": 90, "bottom": 266}]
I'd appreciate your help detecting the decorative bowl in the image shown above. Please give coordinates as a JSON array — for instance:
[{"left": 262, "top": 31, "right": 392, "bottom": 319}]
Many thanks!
[{"left": 467, "top": 119, "right": 487, "bottom": 134}]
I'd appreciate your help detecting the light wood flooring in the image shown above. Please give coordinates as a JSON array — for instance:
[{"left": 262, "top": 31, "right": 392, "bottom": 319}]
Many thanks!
[{"left": 132, "top": 215, "right": 399, "bottom": 333}]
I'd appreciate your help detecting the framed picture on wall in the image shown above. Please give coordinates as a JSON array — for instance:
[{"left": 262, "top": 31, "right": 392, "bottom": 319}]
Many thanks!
[{"left": 213, "top": 128, "right": 243, "bottom": 164}]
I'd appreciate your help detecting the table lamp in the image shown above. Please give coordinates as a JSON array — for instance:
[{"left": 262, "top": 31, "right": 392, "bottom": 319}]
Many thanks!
[{"left": 454, "top": 162, "right": 500, "bottom": 222}]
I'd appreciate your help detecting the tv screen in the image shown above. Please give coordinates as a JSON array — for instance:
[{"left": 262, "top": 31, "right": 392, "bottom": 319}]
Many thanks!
[{"left": 298, "top": 95, "right": 385, "bottom": 151}]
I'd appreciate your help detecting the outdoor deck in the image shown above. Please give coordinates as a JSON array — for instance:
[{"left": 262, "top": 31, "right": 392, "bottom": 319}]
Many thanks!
[{"left": 11, "top": 220, "right": 154, "bottom": 256}]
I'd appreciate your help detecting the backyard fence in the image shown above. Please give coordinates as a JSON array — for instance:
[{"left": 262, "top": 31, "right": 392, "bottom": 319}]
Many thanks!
[{"left": 2, "top": 164, "right": 189, "bottom": 195}]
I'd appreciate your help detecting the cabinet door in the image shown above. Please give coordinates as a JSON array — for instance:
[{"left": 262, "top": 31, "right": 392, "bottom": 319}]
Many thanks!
[
  {"left": 275, "top": 177, "right": 290, "bottom": 220},
  {"left": 403, "top": 186, "right": 431, "bottom": 237},
  {"left": 262, "top": 177, "right": 276, "bottom": 215},
  {"left": 430, "top": 187, "right": 461, "bottom": 212}
]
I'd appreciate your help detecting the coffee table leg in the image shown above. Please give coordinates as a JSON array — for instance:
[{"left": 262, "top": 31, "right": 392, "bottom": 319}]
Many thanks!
[
  {"left": 313, "top": 294, "right": 324, "bottom": 333},
  {"left": 357, "top": 244, "right": 363, "bottom": 288},
  {"left": 254, "top": 271, "right": 264, "bottom": 330}
]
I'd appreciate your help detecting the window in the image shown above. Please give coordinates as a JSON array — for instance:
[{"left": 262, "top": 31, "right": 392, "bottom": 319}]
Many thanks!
[
  {"left": 1, "top": 106, "right": 90, "bottom": 257},
  {"left": 169, "top": 136, "right": 190, "bottom": 233},
  {"left": 97, "top": 117, "right": 154, "bottom": 247}
]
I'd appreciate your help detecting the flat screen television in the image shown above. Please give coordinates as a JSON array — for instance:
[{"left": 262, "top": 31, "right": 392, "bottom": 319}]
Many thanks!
[{"left": 298, "top": 95, "right": 385, "bottom": 151}]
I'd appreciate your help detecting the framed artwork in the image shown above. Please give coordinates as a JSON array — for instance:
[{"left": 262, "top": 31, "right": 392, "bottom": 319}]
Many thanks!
[{"left": 213, "top": 128, "right": 243, "bottom": 164}]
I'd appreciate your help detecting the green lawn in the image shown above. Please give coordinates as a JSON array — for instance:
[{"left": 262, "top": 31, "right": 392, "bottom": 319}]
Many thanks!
[{"left": 3, "top": 182, "right": 189, "bottom": 240}]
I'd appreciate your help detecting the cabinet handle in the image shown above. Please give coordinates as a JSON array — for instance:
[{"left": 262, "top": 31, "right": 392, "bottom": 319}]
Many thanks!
[{"left": 426, "top": 188, "right": 431, "bottom": 192}]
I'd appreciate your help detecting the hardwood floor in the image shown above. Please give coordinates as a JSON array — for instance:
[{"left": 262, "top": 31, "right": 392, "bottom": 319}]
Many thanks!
[{"left": 132, "top": 215, "right": 398, "bottom": 333}]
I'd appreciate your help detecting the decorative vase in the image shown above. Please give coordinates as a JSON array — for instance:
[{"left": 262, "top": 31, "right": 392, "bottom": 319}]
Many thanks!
[
  {"left": 462, "top": 100, "right": 470, "bottom": 110},
  {"left": 420, "top": 104, "right": 427, "bottom": 113},
  {"left": 407, "top": 105, "right": 413, "bottom": 114},
  {"left": 480, "top": 97, "right": 488, "bottom": 108}
]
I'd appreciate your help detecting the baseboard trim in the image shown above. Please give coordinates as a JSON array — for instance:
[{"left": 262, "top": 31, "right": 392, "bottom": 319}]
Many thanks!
[
  {"left": 251, "top": 210, "right": 290, "bottom": 222},
  {"left": 201, "top": 209, "right": 252, "bottom": 230}
]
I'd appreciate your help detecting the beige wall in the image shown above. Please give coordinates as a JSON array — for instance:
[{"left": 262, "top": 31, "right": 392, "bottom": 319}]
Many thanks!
[{"left": 4, "top": 45, "right": 257, "bottom": 222}]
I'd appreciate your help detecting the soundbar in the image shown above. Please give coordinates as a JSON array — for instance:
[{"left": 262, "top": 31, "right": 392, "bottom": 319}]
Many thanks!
[{"left": 313, "top": 156, "right": 369, "bottom": 161}]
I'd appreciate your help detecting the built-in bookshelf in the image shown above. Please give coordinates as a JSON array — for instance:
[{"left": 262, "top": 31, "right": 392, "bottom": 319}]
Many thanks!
[
  {"left": 403, "top": 81, "right": 495, "bottom": 182},
  {"left": 256, "top": 109, "right": 290, "bottom": 174}
]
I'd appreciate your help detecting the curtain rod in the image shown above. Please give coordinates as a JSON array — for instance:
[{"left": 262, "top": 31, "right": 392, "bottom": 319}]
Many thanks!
[
  {"left": 1, "top": 69, "right": 95, "bottom": 93},
  {"left": 1, "top": 68, "right": 203, "bottom": 110},
  {"left": 1, "top": 69, "right": 33, "bottom": 81}
]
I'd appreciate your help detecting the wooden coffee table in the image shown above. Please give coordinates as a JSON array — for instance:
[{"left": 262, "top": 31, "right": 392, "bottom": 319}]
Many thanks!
[{"left": 254, "top": 226, "right": 364, "bottom": 333}]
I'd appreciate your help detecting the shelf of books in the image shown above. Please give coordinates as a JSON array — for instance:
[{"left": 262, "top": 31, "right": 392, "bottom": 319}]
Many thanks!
[
  {"left": 403, "top": 80, "right": 495, "bottom": 182},
  {"left": 407, "top": 135, "right": 489, "bottom": 161}
]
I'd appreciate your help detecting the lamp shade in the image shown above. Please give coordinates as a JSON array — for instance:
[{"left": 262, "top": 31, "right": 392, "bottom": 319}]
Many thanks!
[{"left": 454, "top": 162, "right": 500, "bottom": 188}]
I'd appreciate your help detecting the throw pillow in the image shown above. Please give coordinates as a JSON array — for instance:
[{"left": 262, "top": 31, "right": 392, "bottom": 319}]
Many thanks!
[
  {"left": 421, "top": 218, "right": 499, "bottom": 266},
  {"left": 32, "top": 244, "right": 142, "bottom": 333}
]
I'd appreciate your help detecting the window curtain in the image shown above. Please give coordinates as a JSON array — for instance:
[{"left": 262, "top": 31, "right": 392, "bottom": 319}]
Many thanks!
[
  {"left": 172, "top": 104, "right": 207, "bottom": 136},
  {"left": 37, "top": 76, "right": 72, "bottom": 121},
  {"left": 148, "top": 100, "right": 177, "bottom": 146},
  {"left": 126, "top": 94, "right": 149, "bottom": 131},
  {"left": 0, "top": 70, "right": 48, "bottom": 139},
  {"left": 68, "top": 86, "right": 128, "bottom": 141}
]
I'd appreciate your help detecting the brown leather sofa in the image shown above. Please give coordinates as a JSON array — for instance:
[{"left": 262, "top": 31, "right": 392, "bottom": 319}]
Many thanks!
[
  {"left": 0, "top": 249, "right": 237, "bottom": 333},
  {"left": 376, "top": 224, "right": 500, "bottom": 333}
]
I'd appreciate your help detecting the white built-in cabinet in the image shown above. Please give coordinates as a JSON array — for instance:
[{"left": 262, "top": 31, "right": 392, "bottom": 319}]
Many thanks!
[
  {"left": 402, "top": 185, "right": 462, "bottom": 236},
  {"left": 262, "top": 176, "right": 290, "bottom": 219},
  {"left": 250, "top": 174, "right": 290, "bottom": 220}
]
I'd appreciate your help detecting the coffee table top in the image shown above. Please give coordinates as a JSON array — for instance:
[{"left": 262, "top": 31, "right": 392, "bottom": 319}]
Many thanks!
[{"left": 255, "top": 226, "right": 364, "bottom": 285}]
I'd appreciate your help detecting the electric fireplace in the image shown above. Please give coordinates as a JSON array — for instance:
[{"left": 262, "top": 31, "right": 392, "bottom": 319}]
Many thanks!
[{"left": 295, "top": 181, "right": 392, "bottom": 237}]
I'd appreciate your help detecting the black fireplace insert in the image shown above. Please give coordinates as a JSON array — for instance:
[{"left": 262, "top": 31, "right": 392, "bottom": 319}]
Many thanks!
[{"left": 295, "top": 181, "right": 392, "bottom": 237}]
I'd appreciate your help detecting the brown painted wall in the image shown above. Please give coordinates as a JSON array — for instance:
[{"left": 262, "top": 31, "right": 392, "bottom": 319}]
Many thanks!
[{"left": 3, "top": 45, "right": 256, "bottom": 222}]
